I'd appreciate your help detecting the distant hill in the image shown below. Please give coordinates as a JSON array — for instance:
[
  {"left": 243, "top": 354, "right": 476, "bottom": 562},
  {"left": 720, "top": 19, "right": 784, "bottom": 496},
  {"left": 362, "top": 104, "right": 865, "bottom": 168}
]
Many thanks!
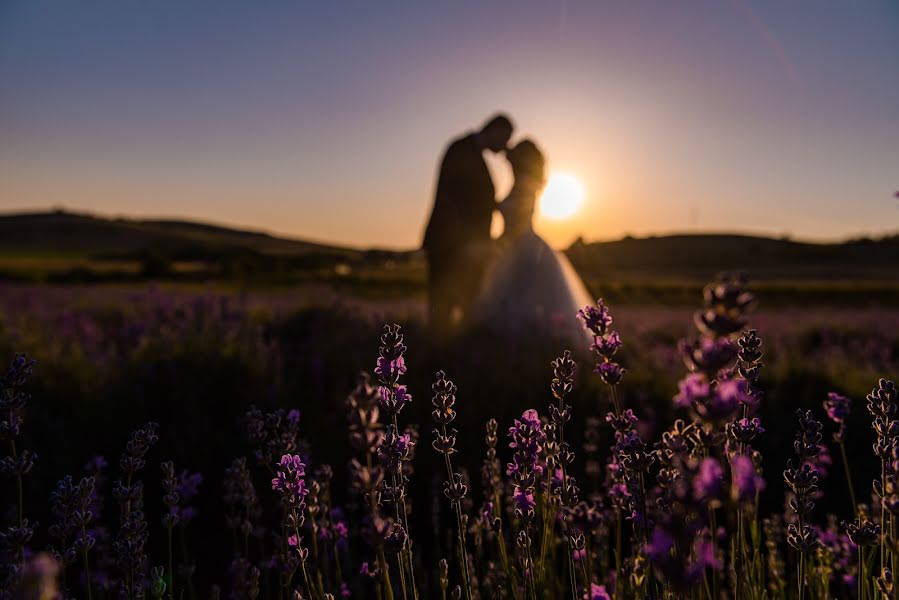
[
  {"left": 567, "top": 233, "right": 899, "bottom": 282},
  {"left": 1, "top": 211, "right": 897, "bottom": 296},
  {"left": 0, "top": 210, "right": 360, "bottom": 260}
]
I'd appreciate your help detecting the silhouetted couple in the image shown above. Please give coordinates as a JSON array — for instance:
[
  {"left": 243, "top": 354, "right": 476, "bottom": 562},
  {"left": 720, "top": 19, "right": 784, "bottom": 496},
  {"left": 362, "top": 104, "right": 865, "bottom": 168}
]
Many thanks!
[{"left": 422, "top": 113, "right": 591, "bottom": 343}]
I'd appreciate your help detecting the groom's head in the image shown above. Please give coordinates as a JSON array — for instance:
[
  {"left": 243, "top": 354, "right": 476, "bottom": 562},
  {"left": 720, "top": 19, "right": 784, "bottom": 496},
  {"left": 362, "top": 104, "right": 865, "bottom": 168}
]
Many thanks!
[{"left": 478, "top": 113, "right": 514, "bottom": 153}]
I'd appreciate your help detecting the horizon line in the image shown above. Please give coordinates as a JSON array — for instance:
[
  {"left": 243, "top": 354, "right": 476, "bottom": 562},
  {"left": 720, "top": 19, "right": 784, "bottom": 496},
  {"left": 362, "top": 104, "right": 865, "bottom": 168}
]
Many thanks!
[{"left": 1, "top": 205, "right": 896, "bottom": 252}]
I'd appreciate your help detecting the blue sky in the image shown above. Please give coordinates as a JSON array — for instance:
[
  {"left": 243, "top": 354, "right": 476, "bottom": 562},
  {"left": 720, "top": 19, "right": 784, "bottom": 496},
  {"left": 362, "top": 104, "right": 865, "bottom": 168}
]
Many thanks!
[{"left": 1, "top": 0, "right": 897, "bottom": 248}]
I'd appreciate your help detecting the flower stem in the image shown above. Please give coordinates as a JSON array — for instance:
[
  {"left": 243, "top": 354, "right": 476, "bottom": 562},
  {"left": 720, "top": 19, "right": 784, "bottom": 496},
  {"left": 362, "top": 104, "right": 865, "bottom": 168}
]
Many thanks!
[
  {"left": 167, "top": 526, "right": 174, "bottom": 600},
  {"left": 81, "top": 523, "right": 93, "bottom": 600},
  {"left": 838, "top": 441, "right": 858, "bottom": 515}
]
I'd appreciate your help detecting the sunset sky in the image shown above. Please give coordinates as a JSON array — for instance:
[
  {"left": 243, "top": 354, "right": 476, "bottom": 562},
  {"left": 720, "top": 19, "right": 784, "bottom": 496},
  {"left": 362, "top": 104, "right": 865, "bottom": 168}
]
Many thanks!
[{"left": 1, "top": 1, "right": 897, "bottom": 249}]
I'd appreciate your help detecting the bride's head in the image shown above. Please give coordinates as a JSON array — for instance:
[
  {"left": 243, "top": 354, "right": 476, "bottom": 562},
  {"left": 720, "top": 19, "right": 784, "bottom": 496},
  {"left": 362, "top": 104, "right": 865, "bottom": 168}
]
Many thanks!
[{"left": 508, "top": 139, "right": 546, "bottom": 189}]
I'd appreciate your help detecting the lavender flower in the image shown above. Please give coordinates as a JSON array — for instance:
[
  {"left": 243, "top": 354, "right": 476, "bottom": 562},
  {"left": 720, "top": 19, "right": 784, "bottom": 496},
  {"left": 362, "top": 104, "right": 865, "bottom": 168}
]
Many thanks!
[
  {"left": 224, "top": 457, "right": 261, "bottom": 541},
  {"left": 737, "top": 329, "right": 764, "bottom": 400},
  {"left": 824, "top": 392, "right": 852, "bottom": 426},
  {"left": 112, "top": 422, "right": 158, "bottom": 599},
  {"left": 507, "top": 409, "right": 545, "bottom": 521},
  {"left": 345, "top": 372, "right": 383, "bottom": 455},
  {"left": 726, "top": 417, "right": 765, "bottom": 448},
  {"left": 577, "top": 300, "right": 613, "bottom": 336},
  {"left": 374, "top": 324, "right": 411, "bottom": 417},
  {"left": 378, "top": 426, "right": 414, "bottom": 473},
  {"left": 175, "top": 469, "right": 202, "bottom": 524},
  {"left": 244, "top": 406, "right": 301, "bottom": 467},
  {"left": 693, "top": 273, "right": 755, "bottom": 337},
  {"left": 271, "top": 454, "right": 309, "bottom": 508},
  {"left": 0, "top": 353, "right": 37, "bottom": 588},
  {"left": 589, "top": 583, "right": 611, "bottom": 600},
  {"left": 675, "top": 375, "right": 749, "bottom": 422},
  {"left": 730, "top": 454, "right": 765, "bottom": 505},
  {"left": 783, "top": 410, "right": 821, "bottom": 569},
  {"left": 844, "top": 517, "right": 879, "bottom": 547},
  {"left": 579, "top": 299, "right": 626, "bottom": 387},
  {"left": 693, "top": 457, "right": 724, "bottom": 504}
]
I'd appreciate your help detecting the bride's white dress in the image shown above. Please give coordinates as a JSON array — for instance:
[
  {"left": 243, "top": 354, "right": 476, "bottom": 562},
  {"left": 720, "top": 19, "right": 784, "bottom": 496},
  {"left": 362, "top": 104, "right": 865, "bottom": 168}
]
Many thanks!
[{"left": 474, "top": 184, "right": 593, "bottom": 343}]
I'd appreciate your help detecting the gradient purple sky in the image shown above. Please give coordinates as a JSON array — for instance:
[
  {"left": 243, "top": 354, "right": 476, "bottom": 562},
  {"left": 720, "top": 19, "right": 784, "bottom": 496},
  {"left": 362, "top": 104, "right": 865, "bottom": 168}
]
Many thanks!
[{"left": 1, "top": 1, "right": 897, "bottom": 249}]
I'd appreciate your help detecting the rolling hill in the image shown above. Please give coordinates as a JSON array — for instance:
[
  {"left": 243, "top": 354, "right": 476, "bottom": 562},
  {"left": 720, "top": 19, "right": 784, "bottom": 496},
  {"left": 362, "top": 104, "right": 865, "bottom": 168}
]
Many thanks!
[
  {"left": 0, "top": 210, "right": 359, "bottom": 259},
  {"left": 1, "top": 211, "right": 897, "bottom": 296},
  {"left": 567, "top": 233, "right": 899, "bottom": 283}
]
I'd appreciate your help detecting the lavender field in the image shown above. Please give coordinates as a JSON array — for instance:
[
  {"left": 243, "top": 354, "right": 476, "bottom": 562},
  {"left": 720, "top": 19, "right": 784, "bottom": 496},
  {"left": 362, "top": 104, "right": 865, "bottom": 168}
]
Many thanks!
[{"left": 1, "top": 278, "right": 898, "bottom": 599}]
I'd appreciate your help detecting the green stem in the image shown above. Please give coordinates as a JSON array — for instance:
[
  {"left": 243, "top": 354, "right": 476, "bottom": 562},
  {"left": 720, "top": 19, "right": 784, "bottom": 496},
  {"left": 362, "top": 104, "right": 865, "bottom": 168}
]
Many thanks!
[
  {"left": 167, "top": 526, "right": 174, "bottom": 600},
  {"left": 378, "top": 551, "right": 395, "bottom": 600},
  {"left": 709, "top": 508, "right": 718, "bottom": 600},
  {"left": 81, "top": 524, "right": 93, "bottom": 600},
  {"left": 525, "top": 539, "right": 538, "bottom": 600},
  {"left": 859, "top": 549, "right": 864, "bottom": 600},
  {"left": 538, "top": 469, "right": 553, "bottom": 583},
  {"left": 442, "top": 443, "right": 471, "bottom": 600},
  {"left": 566, "top": 542, "right": 578, "bottom": 600},
  {"left": 838, "top": 441, "right": 858, "bottom": 515},
  {"left": 9, "top": 439, "right": 24, "bottom": 565},
  {"left": 390, "top": 415, "right": 412, "bottom": 600},
  {"left": 614, "top": 510, "right": 622, "bottom": 600},
  {"left": 178, "top": 526, "right": 196, "bottom": 600},
  {"left": 495, "top": 520, "right": 519, "bottom": 600}
]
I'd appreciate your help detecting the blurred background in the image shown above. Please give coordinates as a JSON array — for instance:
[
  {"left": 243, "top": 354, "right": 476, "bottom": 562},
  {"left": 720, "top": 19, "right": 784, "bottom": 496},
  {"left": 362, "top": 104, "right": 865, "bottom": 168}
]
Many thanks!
[{"left": 1, "top": 0, "right": 898, "bottom": 588}]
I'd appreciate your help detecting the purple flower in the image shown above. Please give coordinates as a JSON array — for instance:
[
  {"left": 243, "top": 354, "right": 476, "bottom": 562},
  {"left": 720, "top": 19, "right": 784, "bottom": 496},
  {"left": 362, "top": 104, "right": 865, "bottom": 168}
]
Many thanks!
[
  {"left": 271, "top": 454, "right": 308, "bottom": 506},
  {"left": 378, "top": 384, "right": 412, "bottom": 414},
  {"left": 589, "top": 583, "right": 611, "bottom": 600},
  {"left": 692, "top": 537, "right": 722, "bottom": 572},
  {"left": 693, "top": 457, "right": 724, "bottom": 503},
  {"left": 378, "top": 426, "right": 415, "bottom": 471},
  {"left": 176, "top": 470, "right": 202, "bottom": 501},
  {"left": 645, "top": 528, "right": 675, "bottom": 562},
  {"left": 730, "top": 455, "right": 765, "bottom": 504},
  {"left": 824, "top": 392, "right": 852, "bottom": 424},
  {"left": 513, "top": 487, "right": 536, "bottom": 514},
  {"left": 595, "top": 361, "right": 625, "bottom": 386},
  {"left": 174, "top": 469, "right": 203, "bottom": 522},
  {"left": 713, "top": 378, "right": 751, "bottom": 413},
  {"left": 674, "top": 374, "right": 711, "bottom": 409},
  {"left": 677, "top": 376, "right": 748, "bottom": 420},
  {"left": 374, "top": 324, "right": 409, "bottom": 382},
  {"left": 605, "top": 409, "right": 638, "bottom": 434},
  {"left": 375, "top": 356, "right": 407, "bottom": 382},
  {"left": 578, "top": 300, "right": 613, "bottom": 336},
  {"left": 727, "top": 417, "right": 765, "bottom": 446},
  {"left": 681, "top": 337, "right": 738, "bottom": 375},
  {"left": 481, "top": 501, "right": 496, "bottom": 526},
  {"left": 507, "top": 409, "right": 545, "bottom": 518},
  {"left": 360, "top": 561, "right": 379, "bottom": 580},
  {"left": 507, "top": 409, "right": 545, "bottom": 478},
  {"left": 392, "top": 432, "right": 413, "bottom": 454},
  {"left": 518, "top": 409, "right": 541, "bottom": 429},
  {"left": 593, "top": 331, "right": 622, "bottom": 358}
]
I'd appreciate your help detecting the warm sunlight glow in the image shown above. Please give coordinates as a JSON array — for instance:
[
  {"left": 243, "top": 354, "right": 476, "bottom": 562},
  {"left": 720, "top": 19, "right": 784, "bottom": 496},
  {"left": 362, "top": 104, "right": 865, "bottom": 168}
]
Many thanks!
[{"left": 539, "top": 172, "right": 585, "bottom": 220}]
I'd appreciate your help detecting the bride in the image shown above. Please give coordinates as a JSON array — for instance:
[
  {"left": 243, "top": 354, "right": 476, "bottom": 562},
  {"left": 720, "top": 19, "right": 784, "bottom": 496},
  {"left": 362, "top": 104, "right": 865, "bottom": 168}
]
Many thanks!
[{"left": 474, "top": 139, "right": 593, "bottom": 342}]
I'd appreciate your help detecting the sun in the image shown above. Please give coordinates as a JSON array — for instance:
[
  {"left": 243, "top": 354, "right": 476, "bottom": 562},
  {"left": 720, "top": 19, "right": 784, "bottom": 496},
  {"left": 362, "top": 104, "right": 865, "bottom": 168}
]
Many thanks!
[{"left": 539, "top": 172, "right": 585, "bottom": 220}]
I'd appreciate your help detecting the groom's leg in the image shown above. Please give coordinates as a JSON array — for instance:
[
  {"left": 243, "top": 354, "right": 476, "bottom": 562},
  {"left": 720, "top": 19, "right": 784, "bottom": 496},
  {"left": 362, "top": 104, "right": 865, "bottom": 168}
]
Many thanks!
[
  {"left": 426, "top": 250, "right": 454, "bottom": 339},
  {"left": 457, "top": 258, "right": 487, "bottom": 328}
]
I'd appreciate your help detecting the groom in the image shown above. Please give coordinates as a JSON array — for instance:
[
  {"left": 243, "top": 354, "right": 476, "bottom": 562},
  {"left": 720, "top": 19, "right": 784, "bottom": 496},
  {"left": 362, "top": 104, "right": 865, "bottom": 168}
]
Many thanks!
[{"left": 421, "top": 113, "right": 514, "bottom": 338}]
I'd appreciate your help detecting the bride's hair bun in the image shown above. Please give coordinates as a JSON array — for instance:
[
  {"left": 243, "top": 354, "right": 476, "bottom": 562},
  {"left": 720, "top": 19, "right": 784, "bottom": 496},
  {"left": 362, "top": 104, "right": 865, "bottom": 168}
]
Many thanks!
[{"left": 508, "top": 139, "right": 545, "bottom": 184}]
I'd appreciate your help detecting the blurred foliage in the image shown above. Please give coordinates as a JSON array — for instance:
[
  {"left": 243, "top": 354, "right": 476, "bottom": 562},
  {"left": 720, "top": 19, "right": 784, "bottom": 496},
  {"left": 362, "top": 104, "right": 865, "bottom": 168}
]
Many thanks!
[{"left": 0, "top": 283, "right": 896, "bottom": 589}]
